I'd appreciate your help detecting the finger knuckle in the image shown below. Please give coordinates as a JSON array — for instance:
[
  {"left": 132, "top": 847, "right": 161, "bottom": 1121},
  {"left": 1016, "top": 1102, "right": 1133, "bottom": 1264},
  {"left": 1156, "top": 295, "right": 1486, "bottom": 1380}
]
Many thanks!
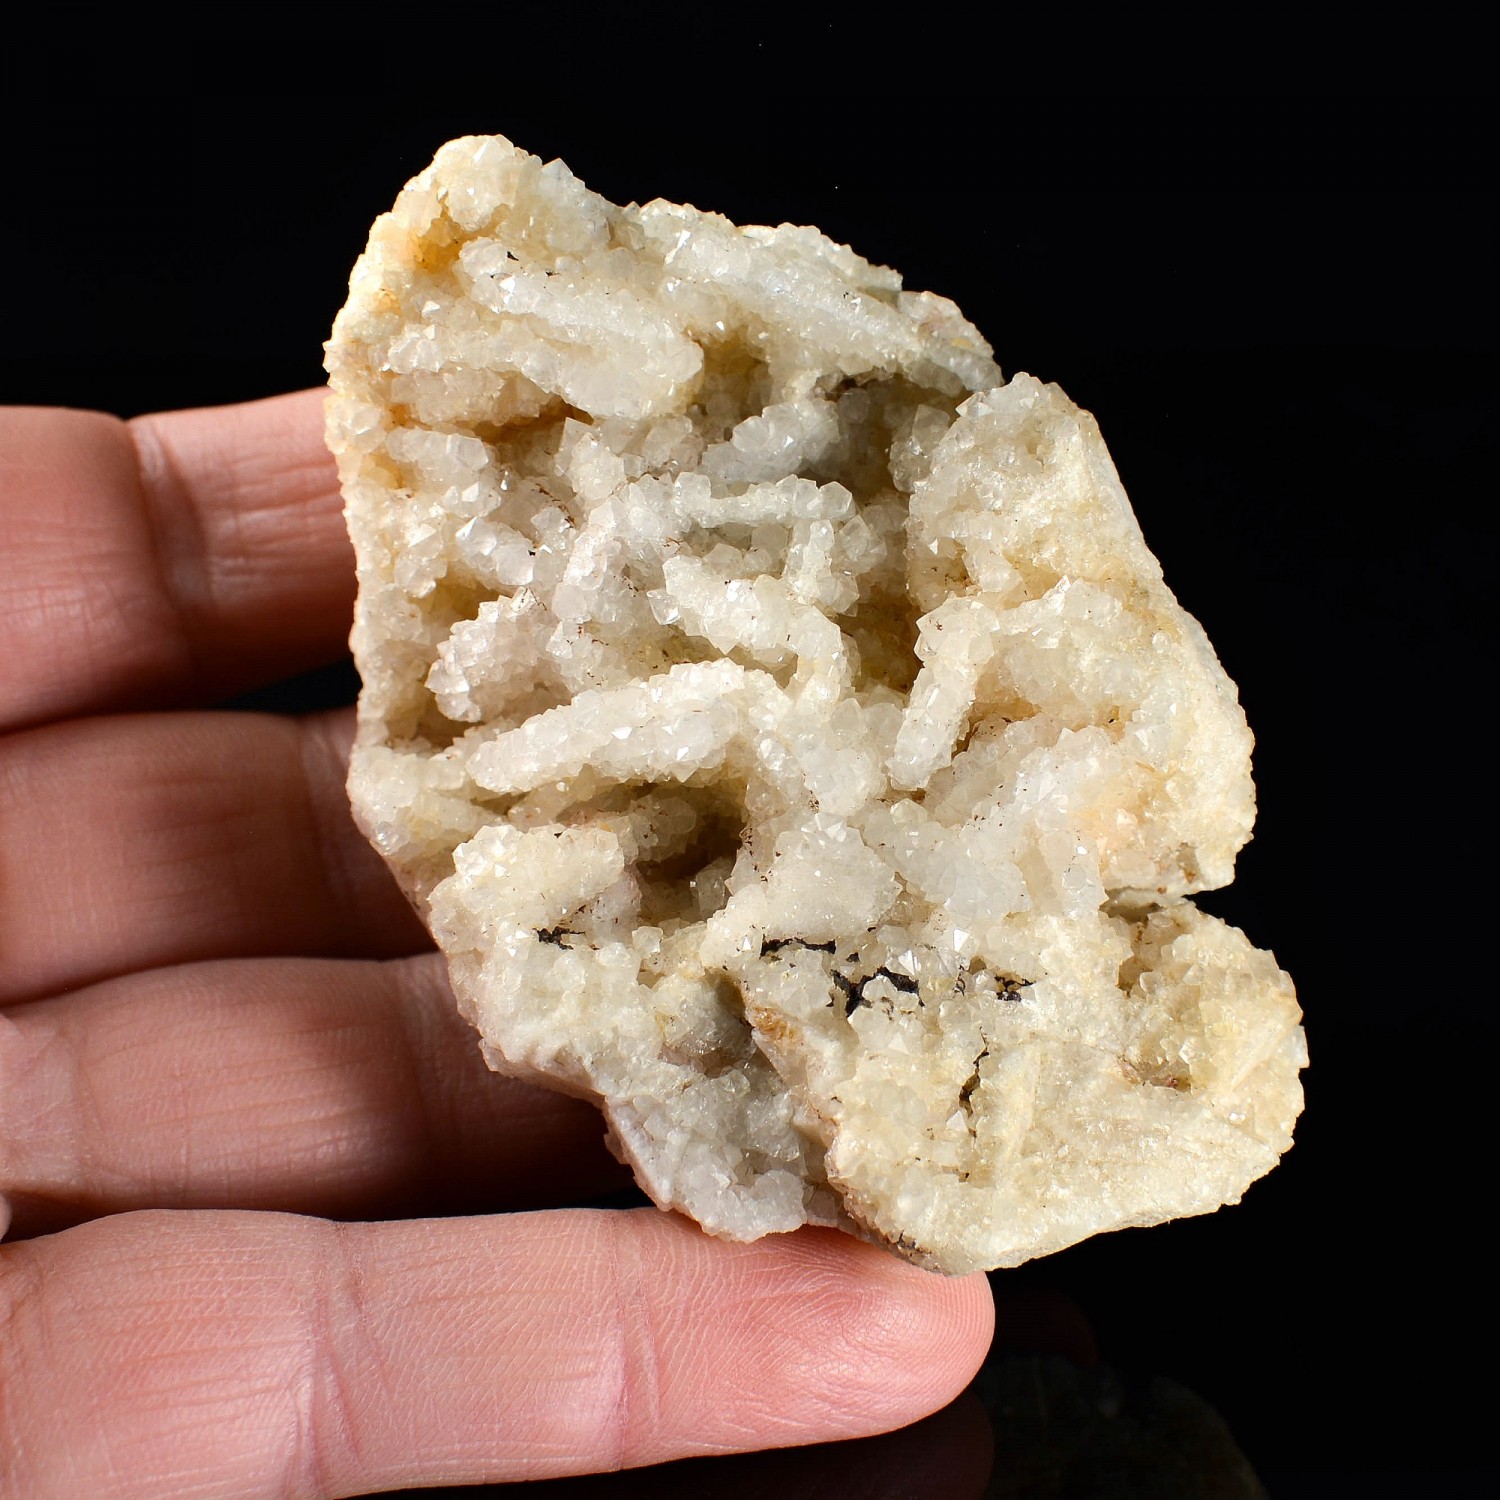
[{"left": 0, "top": 1248, "right": 52, "bottom": 1496}]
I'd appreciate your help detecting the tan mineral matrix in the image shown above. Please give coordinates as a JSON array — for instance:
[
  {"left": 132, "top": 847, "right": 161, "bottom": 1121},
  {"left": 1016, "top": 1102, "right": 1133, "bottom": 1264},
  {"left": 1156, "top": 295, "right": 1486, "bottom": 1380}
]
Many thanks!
[{"left": 325, "top": 136, "right": 1305, "bottom": 1274}]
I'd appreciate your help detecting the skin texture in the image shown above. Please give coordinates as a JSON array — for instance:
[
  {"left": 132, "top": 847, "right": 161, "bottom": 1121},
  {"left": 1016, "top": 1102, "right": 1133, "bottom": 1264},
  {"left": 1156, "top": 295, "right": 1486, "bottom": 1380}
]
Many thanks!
[{"left": 0, "top": 391, "right": 994, "bottom": 1498}]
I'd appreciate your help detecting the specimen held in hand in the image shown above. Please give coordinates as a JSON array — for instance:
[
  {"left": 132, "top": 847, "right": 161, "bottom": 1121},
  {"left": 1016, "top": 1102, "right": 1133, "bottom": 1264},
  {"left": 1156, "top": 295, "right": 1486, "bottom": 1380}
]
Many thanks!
[{"left": 325, "top": 135, "right": 1305, "bottom": 1274}]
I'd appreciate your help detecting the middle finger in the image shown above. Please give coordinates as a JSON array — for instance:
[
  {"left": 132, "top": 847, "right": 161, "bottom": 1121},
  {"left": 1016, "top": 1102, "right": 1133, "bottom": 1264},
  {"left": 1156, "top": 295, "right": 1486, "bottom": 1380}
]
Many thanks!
[{"left": 0, "top": 952, "right": 625, "bottom": 1238}]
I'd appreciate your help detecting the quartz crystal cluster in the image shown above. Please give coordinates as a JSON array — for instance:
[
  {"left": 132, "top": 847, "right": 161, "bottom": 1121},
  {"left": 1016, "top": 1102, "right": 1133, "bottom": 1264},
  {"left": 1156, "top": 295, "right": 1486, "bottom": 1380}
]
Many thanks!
[{"left": 326, "top": 135, "right": 1305, "bottom": 1274}]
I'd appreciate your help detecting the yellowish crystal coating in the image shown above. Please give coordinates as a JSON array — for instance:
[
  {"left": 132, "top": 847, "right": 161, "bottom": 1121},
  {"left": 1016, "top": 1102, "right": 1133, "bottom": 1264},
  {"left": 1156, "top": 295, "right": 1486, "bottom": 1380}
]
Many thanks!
[{"left": 325, "top": 136, "right": 1305, "bottom": 1273}]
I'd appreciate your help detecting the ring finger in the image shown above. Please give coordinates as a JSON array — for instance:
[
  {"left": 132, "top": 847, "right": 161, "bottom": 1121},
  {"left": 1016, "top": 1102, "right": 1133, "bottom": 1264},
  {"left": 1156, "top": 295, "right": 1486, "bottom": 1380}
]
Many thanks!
[{"left": 0, "top": 707, "right": 428, "bottom": 1006}]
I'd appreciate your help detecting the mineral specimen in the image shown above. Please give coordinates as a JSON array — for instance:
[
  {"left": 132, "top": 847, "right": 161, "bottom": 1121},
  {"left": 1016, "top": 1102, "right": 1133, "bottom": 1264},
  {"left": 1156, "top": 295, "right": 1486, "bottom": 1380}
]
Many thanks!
[{"left": 325, "top": 135, "right": 1305, "bottom": 1274}]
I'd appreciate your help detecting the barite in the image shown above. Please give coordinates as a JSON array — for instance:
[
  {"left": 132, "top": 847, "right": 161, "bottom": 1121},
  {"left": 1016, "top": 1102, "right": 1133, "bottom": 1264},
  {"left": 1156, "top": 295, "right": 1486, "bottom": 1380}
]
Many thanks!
[{"left": 325, "top": 135, "right": 1305, "bottom": 1274}]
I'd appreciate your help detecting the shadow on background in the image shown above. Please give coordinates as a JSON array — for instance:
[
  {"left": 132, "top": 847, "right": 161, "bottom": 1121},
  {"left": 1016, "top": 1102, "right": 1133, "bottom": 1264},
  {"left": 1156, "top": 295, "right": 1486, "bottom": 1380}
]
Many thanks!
[
  {"left": 383, "top": 1358, "right": 1269, "bottom": 1499},
  {"left": 379, "top": 1287, "right": 1285, "bottom": 1497}
]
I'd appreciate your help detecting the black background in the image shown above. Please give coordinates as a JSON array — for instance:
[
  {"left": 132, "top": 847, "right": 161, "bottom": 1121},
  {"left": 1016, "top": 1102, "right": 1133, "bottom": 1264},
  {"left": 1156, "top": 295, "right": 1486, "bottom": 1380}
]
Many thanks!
[{"left": 3, "top": 89, "right": 1493, "bottom": 1496}]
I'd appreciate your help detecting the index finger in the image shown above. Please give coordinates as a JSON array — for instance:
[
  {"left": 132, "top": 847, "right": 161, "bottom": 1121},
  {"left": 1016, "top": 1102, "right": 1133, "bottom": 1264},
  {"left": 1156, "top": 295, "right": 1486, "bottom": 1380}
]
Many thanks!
[
  {"left": 0, "top": 1208, "right": 994, "bottom": 1495},
  {"left": 0, "top": 389, "right": 351, "bottom": 732}
]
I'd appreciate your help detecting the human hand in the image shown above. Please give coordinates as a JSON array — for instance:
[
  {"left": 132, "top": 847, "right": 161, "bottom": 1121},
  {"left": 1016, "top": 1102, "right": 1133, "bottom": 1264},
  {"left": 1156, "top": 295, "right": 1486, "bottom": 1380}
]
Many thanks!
[{"left": 0, "top": 390, "right": 993, "bottom": 1497}]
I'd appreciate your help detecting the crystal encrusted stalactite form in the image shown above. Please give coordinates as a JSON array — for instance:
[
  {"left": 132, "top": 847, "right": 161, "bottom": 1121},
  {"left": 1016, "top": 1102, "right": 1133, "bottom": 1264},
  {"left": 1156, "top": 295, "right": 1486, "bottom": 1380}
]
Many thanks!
[{"left": 325, "top": 135, "right": 1305, "bottom": 1275}]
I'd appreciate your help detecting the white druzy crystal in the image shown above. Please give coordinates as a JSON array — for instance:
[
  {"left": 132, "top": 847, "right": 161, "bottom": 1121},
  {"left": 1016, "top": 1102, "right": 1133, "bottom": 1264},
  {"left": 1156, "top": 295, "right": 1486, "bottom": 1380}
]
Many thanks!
[{"left": 326, "top": 136, "right": 1305, "bottom": 1274}]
